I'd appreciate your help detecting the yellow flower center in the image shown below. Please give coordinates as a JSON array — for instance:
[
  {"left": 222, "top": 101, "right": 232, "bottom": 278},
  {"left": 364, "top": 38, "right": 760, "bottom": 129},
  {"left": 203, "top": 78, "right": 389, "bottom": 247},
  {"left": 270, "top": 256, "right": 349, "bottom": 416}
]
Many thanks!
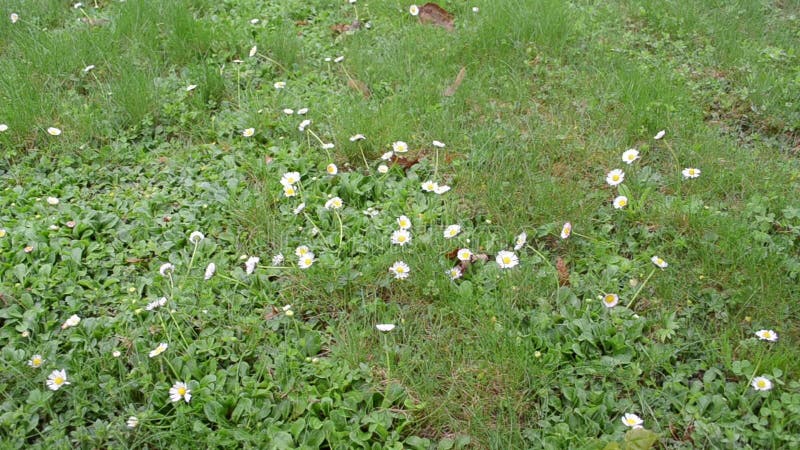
[
  {"left": 757, "top": 380, "right": 766, "bottom": 388},
  {"left": 612, "top": 175, "right": 620, "bottom": 181},
  {"left": 502, "top": 256, "right": 511, "bottom": 264},
  {"left": 54, "top": 377, "right": 64, "bottom": 385},
  {"left": 398, "top": 236, "right": 406, "bottom": 242},
  {"left": 33, "top": 358, "right": 41, "bottom": 366},
  {"left": 396, "top": 267, "right": 405, "bottom": 273},
  {"left": 178, "top": 387, "right": 187, "bottom": 396},
  {"left": 619, "top": 199, "right": 627, "bottom": 206}
]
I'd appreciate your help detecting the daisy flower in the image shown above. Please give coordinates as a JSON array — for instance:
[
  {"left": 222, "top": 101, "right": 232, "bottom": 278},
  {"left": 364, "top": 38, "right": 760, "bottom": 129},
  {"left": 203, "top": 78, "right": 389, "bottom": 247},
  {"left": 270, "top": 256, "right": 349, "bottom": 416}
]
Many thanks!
[
  {"left": 421, "top": 180, "right": 438, "bottom": 192},
  {"left": 651, "top": 256, "right": 668, "bottom": 269},
  {"left": 159, "top": 263, "right": 175, "bottom": 276},
  {"left": 496, "top": 250, "right": 519, "bottom": 269},
  {"left": 621, "top": 413, "right": 643, "bottom": 428},
  {"left": 654, "top": 130, "right": 666, "bottom": 140},
  {"left": 602, "top": 294, "right": 619, "bottom": 308},
  {"left": 297, "top": 108, "right": 308, "bottom": 115},
  {"left": 392, "top": 141, "right": 409, "bottom": 153},
  {"left": 514, "top": 232, "right": 527, "bottom": 251},
  {"left": 28, "top": 354, "right": 45, "bottom": 368},
  {"left": 376, "top": 324, "right": 395, "bottom": 332},
  {"left": 432, "top": 140, "right": 446, "bottom": 148},
  {"left": 46, "top": 369, "right": 70, "bottom": 391},
  {"left": 682, "top": 168, "right": 701, "bottom": 179},
  {"left": 10, "top": 13, "right": 19, "bottom": 23},
  {"left": 242, "top": 128, "right": 255, "bottom": 137},
  {"left": 295, "top": 245, "right": 311, "bottom": 257},
  {"left": 204, "top": 262, "right": 216, "bottom": 280},
  {"left": 283, "top": 108, "right": 294, "bottom": 115},
  {"left": 149, "top": 343, "right": 168, "bottom": 358},
  {"left": 560, "top": 222, "right": 572, "bottom": 239},
  {"left": 245, "top": 256, "right": 260, "bottom": 274},
  {"left": 169, "top": 381, "right": 192, "bottom": 403},
  {"left": 83, "top": 65, "right": 95, "bottom": 74},
  {"left": 62, "top": 314, "right": 81, "bottom": 329},
  {"left": 446, "top": 267, "right": 463, "bottom": 280},
  {"left": 47, "top": 127, "right": 62, "bottom": 136},
  {"left": 409, "top": 4, "right": 419, "bottom": 15},
  {"left": 186, "top": 84, "right": 197, "bottom": 91},
  {"left": 145, "top": 297, "right": 167, "bottom": 311},
  {"left": 334, "top": 56, "right": 345, "bottom": 63},
  {"left": 189, "top": 231, "right": 204, "bottom": 244},
  {"left": 457, "top": 248, "right": 472, "bottom": 261},
  {"left": 378, "top": 164, "right": 389, "bottom": 173},
  {"left": 249, "top": 45, "right": 257, "bottom": 57},
  {"left": 46, "top": 197, "right": 59, "bottom": 205},
  {"left": 274, "top": 81, "right": 286, "bottom": 89},
  {"left": 283, "top": 185, "right": 297, "bottom": 197},
  {"left": 389, "top": 261, "right": 410, "bottom": 279},
  {"left": 298, "top": 253, "right": 315, "bottom": 269},
  {"left": 622, "top": 149, "right": 639, "bottom": 164},
  {"left": 298, "top": 119, "right": 311, "bottom": 131},
  {"left": 363, "top": 207, "right": 379, "bottom": 217},
  {"left": 397, "top": 215, "right": 412, "bottom": 230},
  {"left": 381, "top": 151, "right": 394, "bottom": 161},
  {"left": 434, "top": 185, "right": 451, "bottom": 194},
  {"left": 126, "top": 416, "right": 139, "bottom": 429},
  {"left": 281, "top": 171, "right": 301, "bottom": 186},
  {"left": 606, "top": 169, "right": 625, "bottom": 186},
  {"left": 0, "top": 124, "right": 8, "bottom": 132},
  {"left": 613, "top": 196, "right": 628, "bottom": 209},
  {"left": 391, "top": 229, "right": 412, "bottom": 246},
  {"left": 293, "top": 203, "right": 306, "bottom": 215},
  {"left": 272, "top": 253, "right": 285, "bottom": 265},
  {"left": 751, "top": 376, "right": 773, "bottom": 392},
  {"left": 0, "top": 228, "right": 7, "bottom": 237},
  {"left": 755, "top": 329, "right": 778, "bottom": 342},
  {"left": 326, "top": 163, "right": 338, "bottom": 175},
  {"left": 350, "top": 134, "right": 366, "bottom": 141},
  {"left": 444, "top": 224, "right": 461, "bottom": 239},
  {"left": 472, "top": 6, "right": 479, "bottom": 12},
  {"left": 321, "top": 142, "right": 334, "bottom": 150},
  {"left": 324, "top": 197, "right": 343, "bottom": 210}
]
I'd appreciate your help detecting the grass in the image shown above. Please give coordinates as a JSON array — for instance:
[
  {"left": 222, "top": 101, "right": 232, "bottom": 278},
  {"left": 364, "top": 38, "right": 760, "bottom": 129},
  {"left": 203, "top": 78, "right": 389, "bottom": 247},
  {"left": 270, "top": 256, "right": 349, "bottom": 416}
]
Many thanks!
[{"left": 1, "top": 0, "right": 800, "bottom": 448}]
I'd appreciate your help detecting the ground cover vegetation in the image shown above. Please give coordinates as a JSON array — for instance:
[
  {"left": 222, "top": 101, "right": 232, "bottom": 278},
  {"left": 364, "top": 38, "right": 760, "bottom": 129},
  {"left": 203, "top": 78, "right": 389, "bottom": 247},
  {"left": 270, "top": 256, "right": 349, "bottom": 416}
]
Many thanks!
[{"left": 1, "top": 0, "right": 799, "bottom": 448}]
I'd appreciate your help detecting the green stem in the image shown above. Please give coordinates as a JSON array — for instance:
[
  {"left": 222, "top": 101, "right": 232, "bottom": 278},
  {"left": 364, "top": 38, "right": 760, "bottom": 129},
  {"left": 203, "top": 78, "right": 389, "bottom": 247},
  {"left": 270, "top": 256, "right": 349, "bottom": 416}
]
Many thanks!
[
  {"left": 383, "top": 334, "right": 391, "bottom": 381},
  {"left": 185, "top": 241, "right": 198, "bottom": 278},
  {"left": 334, "top": 210, "right": 344, "bottom": 248},
  {"left": 529, "top": 246, "right": 560, "bottom": 303},
  {"left": 626, "top": 267, "right": 657, "bottom": 309}
]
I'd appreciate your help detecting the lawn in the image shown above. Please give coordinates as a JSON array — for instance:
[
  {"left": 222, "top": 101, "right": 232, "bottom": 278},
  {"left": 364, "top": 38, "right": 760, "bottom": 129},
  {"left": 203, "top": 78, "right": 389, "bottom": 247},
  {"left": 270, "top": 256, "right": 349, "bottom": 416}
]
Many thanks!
[{"left": 1, "top": 0, "right": 799, "bottom": 448}]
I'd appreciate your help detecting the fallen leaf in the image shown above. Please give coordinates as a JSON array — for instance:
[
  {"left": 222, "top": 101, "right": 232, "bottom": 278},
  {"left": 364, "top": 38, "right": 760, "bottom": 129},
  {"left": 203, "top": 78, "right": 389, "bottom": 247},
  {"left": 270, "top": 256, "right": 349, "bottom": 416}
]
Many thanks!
[
  {"left": 331, "top": 20, "right": 362, "bottom": 34},
  {"left": 125, "top": 258, "right": 145, "bottom": 264},
  {"left": 443, "top": 66, "right": 466, "bottom": 97},
  {"left": 392, "top": 155, "right": 420, "bottom": 171},
  {"left": 556, "top": 257, "right": 570, "bottom": 286},
  {"left": 347, "top": 78, "right": 371, "bottom": 98},
  {"left": 419, "top": 3, "right": 455, "bottom": 31}
]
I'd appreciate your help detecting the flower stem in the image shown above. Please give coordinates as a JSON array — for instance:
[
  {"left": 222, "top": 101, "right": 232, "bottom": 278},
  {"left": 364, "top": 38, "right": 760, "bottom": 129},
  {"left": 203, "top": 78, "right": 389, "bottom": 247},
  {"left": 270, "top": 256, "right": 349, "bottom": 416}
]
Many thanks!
[
  {"left": 626, "top": 267, "right": 657, "bottom": 309},
  {"left": 383, "top": 334, "right": 391, "bottom": 381}
]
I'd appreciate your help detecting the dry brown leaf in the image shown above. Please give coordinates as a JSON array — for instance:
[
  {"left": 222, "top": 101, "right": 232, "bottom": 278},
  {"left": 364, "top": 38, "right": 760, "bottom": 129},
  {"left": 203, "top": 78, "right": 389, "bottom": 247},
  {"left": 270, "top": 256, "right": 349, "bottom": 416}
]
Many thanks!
[
  {"left": 443, "top": 66, "right": 466, "bottom": 97},
  {"left": 392, "top": 155, "right": 420, "bottom": 171},
  {"left": 125, "top": 257, "right": 145, "bottom": 264},
  {"left": 556, "top": 257, "right": 570, "bottom": 287},
  {"left": 419, "top": 3, "right": 454, "bottom": 31},
  {"left": 347, "top": 78, "right": 371, "bottom": 98}
]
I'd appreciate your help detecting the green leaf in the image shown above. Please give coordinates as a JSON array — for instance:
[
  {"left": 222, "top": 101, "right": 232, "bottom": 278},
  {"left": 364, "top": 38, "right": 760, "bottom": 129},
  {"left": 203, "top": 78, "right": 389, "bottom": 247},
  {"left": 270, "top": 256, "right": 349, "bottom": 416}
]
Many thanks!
[{"left": 623, "top": 428, "right": 658, "bottom": 450}]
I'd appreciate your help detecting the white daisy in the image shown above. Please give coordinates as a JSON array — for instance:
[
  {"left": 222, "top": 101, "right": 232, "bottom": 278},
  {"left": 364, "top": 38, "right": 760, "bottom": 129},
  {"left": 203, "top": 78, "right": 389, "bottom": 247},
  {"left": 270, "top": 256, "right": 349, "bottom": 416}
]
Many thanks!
[
  {"left": 334, "top": 56, "right": 345, "bottom": 63},
  {"left": 381, "top": 151, "right": 394, "bottom": 161},
  {"left": 654, "top": 130, "right": 666, "bottom": 140},
  {"left": 755, "top": 329, "right": 778, "bottom": 342},
  {"left": 126, "top": 416, "right": 139, "bottom": 429},
  {"left": 298, "top": 253, "right": 315, "bottom": 269},
  {"left": 245, "top": 256, "right": 260, "bottom": 274},
  {"left": 622, "top": 149, "right": 639, "bottom": 164},
  {"left": 204, "top": 262, "right": 216, "bottom": 280},
  {"left": 10, "top": 13, "right": 19, "bottom": 23},
  {"left": 324, "top": 197, "right": 343, "bottom": 210},
  {"left": 272, "top": 253, "right": 285, "bottom": 265},
  {"left": 249, "top": 45, "right": 257, "bottom": 57},
  {"left": 186, "top": 84, "right": 197, "bottom": 91},
  {"left": 444, "top": 224, "right": 461, "bottom": 239},
  {"left": 621, "top": 413, "right": 643, "bottom": 428},
  {"left": 432, "top": 140, "right": 446, "bottom": 148},
  {"left": 602, "top": 294, "right": 619, "bottom": 308},
  {"left": 0, "top": 124, "right": 8, "bottom": 132},
  {"left": 472, "top": 6, "right": 479, "bottom": 12},
  {"left": 446, "top": 267, "right": 463, "bottom": 280},
  {"left": 62, "top": 314, "right": 81, "bottom": 329},
  {"left": 281, "top": 171, "right": 301, "bottom": 186},
  {"left": 321, "top": 142, "right": 335, "bottom": 150},
  {"left": 457, "top": 248, "right": 472, "bottom": 261},
  {"left": 293, "top": 203, "right": 306, "bottom": 215},
  {"left": 283, "top": 108, "right": 294, "bottom": 115},
  {"left": 376, "top": 324, "right": 395, "bottom": 332},
  {"left": 350, "top": 134, "right": 366, "bottom": 141},
  {"left": 47, "top": 127, "right": 62, "bottom": 136},
  {"left": 409, "top": 4, "right": 419, "bottom": 16},
  {"left": 391, "top": 229, "right": 412, "bottom": 246},
  {"left": 27, "top": 354, "right": 45, "bottom": 368},
  {"left": 326, "top": 163, "right": 338, "bottom": 175},
  {"left": 434, "top": 185, "right": 451, "bottom": 194},
  {"left": 298, "top": 119, "right": 311, "bottom": 131},
  {"left": 421, "top": 180, "right": 438, "bottom": 192},
  {"left": 242, "top": 128, "right": 255, "bottom": 137},
  {"left": 560, "top": 222, "right": 572, "bottom": 239},
  {"left": 651, "top": 256, "right": 668, "bottom": 269},
  {"left": 682, "top": 168, "right": 701, "bottom": 179},
  {"left": 389, "top": 261, "right": 410, "bottom": 279},
  {"left": 189, "top": 231, "right": 204, "bottom": 244},
  {"left": 392, "top": 141, "right": 409, "bottom": 153},
  {"left": 295, "top": 245, "right": 311, "bottom": 257},
  {"left": 169, "top": 381, "right": 192, "bottom": 403},
  {"left": 378, "top": 164, "right": 389, "bottom": 174},
  {"left": 283, "top": 185, "right": 298, "bottom": 197},
  {"left": 613, "top": 196, "right": 628, "bottom": 209},
  {"left": 751, "top": 376, "right": 773, "bottom": 392},
  {"left": 46, "top": 196, "right": 59, "bottom": 205},
  {"left": 274, "top": 81, "right": 286, "bottom": 89},
  {"left": 145, "top": 297, "right": 167, "bottom": 311},
  {"left": 606, "top": 169, "right": 625, "bottom": 186},
  {"left": 250, "top": 18, "right": 260, "bottom": 24},
  {"left": 397, "top": 215, "right": 412, "bottom": 230},
  {"left": 148, "top": 343, "right": 168, "bottom": 358},
  {"left": 496, "top": 250, "right": 519, "bottom": 269},
  {"left": 83, "top": 65, "right": 95, "bottom": 74},
  {"left": 297, "top": 108, "right": 308, "bottom": 115},
  {"left": 46, "top": 369, "right": 70, "bottom": 391},
  {"left": 514, "top": 232, "right": 527, "bottom": 251}
]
